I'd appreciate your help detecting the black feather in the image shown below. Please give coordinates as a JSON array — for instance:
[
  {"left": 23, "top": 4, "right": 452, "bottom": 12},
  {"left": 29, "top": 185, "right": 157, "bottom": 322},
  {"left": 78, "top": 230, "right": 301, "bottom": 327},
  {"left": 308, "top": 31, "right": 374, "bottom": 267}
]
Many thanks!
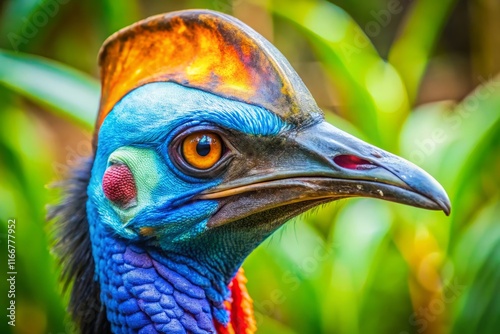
[{"left": 48, "top": 154, "right": 111, "bottom": 334}]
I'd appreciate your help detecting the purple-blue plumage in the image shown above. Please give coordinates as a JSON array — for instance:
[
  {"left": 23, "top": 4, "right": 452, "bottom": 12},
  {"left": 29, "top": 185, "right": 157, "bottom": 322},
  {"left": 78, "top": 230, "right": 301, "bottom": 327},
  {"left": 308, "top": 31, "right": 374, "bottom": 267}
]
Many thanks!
[{"left": 90, "top": 219, "right": 227, "bottom": 334}]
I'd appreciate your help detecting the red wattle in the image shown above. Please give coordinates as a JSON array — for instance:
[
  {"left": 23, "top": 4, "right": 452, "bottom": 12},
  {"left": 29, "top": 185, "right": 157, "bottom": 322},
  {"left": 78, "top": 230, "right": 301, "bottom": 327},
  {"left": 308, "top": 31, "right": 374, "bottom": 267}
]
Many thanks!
[{"left": 214, "top": 268, "right": 256, "bottom": 334}]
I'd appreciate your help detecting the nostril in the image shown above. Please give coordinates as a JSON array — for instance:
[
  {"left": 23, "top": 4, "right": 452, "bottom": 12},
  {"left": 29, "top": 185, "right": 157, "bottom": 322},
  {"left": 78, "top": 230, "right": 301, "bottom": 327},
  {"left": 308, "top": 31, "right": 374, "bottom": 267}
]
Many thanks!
[{"left": 333, "top": 155, "right": 376, "bottom": 170}]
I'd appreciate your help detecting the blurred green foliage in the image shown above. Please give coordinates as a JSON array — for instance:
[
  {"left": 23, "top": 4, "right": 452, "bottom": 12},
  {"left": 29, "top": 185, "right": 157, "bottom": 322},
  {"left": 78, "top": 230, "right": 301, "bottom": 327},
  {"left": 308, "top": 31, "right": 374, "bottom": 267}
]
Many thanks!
[{"left": 0, "top": 0, "right": 499, "bottom": 333}]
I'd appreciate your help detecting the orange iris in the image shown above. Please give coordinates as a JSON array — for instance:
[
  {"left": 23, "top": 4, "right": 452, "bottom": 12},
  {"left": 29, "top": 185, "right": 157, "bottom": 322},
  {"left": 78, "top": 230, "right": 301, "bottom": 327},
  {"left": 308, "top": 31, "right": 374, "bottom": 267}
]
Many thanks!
[{"left": 182, "top": 133, "right": 222, "bottom": 169}]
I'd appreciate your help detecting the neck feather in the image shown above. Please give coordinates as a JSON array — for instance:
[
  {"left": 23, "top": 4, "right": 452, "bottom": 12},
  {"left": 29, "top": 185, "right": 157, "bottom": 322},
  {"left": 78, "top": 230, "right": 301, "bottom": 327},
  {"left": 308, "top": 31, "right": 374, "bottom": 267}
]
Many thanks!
[{"left": 90, "top": 222, "right": 255, "bottom": 333}]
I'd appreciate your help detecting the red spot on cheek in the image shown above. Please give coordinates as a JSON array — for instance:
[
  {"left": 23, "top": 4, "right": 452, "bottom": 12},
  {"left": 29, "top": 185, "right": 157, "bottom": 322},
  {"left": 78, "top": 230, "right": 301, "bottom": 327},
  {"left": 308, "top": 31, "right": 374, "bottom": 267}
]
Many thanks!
[
  {"left": 102, "top": 164, "right": 137, "bottom": 207},
  {"left": 333, "top": 155, "right": 375, "bottom": 170}
]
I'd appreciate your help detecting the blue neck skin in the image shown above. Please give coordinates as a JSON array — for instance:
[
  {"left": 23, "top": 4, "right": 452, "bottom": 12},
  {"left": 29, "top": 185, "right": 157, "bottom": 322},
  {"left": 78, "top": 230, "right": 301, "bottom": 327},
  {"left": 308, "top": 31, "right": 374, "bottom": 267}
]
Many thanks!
[{"left": 86, "top": 82, "right": 291, "bottom": 333}]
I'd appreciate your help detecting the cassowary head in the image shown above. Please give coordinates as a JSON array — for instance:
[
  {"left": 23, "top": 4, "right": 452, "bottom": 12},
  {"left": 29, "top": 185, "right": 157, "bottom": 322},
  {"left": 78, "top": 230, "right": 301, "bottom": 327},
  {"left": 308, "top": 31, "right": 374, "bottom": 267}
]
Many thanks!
[{"left": 52, "top": 9, "right": 450, "bottom": 334}]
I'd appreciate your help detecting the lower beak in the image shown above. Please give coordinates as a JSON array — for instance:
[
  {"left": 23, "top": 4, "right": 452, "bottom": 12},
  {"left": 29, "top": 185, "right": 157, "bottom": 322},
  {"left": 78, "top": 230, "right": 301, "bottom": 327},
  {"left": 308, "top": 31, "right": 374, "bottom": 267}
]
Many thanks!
[{"left": 200, "top": 121, "right": 451, "bottom": 227}]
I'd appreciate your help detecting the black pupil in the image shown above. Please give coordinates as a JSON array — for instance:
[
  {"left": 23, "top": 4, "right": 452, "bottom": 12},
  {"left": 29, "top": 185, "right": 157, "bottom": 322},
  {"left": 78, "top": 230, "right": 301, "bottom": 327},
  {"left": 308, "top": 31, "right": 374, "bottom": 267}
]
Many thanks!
[{"left": 196, "top": 135, "right": 212, "bottom": 156}]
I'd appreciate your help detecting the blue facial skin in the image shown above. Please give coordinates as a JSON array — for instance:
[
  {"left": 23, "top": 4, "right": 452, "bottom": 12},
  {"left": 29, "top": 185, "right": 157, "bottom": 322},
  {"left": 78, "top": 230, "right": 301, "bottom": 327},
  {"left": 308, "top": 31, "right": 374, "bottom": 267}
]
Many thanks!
[{"left": 86, "top": 82, "right": 292, "bottom": 333}]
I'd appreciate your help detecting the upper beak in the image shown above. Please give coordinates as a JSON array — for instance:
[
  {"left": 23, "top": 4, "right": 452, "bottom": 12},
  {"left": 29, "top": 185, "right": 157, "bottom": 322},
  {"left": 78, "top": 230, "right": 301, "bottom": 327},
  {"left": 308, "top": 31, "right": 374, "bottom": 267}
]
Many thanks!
[{"left": 200, "top": 121, "right": 451, "bottom": 227}]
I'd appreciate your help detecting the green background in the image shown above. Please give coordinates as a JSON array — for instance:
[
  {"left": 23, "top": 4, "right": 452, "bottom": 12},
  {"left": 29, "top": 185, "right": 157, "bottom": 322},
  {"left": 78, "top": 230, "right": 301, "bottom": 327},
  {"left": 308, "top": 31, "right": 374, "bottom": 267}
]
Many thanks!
[{"left": 0, "top": 0, "right": 499, "bottom": 333}]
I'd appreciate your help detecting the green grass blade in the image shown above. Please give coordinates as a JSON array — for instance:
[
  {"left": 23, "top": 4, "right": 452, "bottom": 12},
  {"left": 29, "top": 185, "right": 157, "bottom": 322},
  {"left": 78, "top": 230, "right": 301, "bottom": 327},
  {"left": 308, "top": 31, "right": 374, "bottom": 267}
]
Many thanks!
[
  {"left": 451, "top": 198, "right": 500, "bottom": 334},
  {"left": 0, "top": 50, "right": 99, "bottom": 129},
  {"left": 0, "top": 100, "right": 68, "bottom": 333},
  {"left": 389, "top": 0, "right": 458, "bottom": 103}
]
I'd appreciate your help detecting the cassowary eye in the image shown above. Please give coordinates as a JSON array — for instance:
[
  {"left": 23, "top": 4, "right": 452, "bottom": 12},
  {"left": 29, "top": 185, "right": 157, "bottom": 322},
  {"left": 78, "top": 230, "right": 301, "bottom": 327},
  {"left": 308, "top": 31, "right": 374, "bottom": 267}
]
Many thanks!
[{"left": 182, "top": 132, "right": 223, "bottom": 169}]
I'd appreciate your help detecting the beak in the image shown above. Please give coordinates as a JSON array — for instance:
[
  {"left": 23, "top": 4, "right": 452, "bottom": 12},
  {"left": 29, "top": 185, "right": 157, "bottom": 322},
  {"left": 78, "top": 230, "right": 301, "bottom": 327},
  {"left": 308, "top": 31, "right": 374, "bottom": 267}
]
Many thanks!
[{"left": 199, "top": 121, "right": 451, "bottom": 228}]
